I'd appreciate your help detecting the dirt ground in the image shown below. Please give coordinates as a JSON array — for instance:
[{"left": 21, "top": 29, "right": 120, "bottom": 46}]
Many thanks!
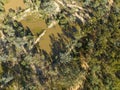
[
  {"left": 4, "top": 0, "right": 68, "bottom": 54},
  {"left": 21, "top": 13, "right": 65, "bottom": 53},
  {"left": 4, "top": 0, "right": 26, "bottom": 12}
]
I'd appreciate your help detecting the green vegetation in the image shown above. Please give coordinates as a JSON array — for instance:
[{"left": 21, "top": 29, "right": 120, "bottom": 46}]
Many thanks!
[{"left": 0, "top": 0, "right": 120, "bottom": 90}]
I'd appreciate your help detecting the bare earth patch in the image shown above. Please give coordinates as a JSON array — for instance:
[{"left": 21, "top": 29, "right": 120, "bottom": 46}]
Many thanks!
[{"left": 4, "top": 0, "right": 26, "bottom": 12}]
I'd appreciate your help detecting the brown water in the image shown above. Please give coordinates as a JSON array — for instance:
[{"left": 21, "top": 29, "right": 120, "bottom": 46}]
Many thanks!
[{"left": 4, "top": 0, "right": 26, "bottom": 12}]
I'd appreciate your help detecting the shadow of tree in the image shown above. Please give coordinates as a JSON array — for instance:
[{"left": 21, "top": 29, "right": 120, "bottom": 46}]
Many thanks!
[
  {"left": 25, "top": 26, "right": 34, "bottom": 36},
  {"left": 35, "top": 65, "right": 48, "bottom": 85},
  {"left": 62, "top": 26, "right": 77, "bottom": 40}
]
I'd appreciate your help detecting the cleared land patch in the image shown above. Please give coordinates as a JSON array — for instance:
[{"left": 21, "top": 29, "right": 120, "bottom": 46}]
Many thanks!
[
  {"left": 4, "top": 0, "right": 26, "bottom": 12},
  {"left": 39, "top": 24, "right": 64, "bottom": 53},
  {"left": 21, "top": 13, "right": 67, "bottom": 53},
  {"left": 21, "top": 13, "right": 47, "bottom": 34},
  {"left": 3, "top": 0, "right": 70, "bottom": 53}
]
